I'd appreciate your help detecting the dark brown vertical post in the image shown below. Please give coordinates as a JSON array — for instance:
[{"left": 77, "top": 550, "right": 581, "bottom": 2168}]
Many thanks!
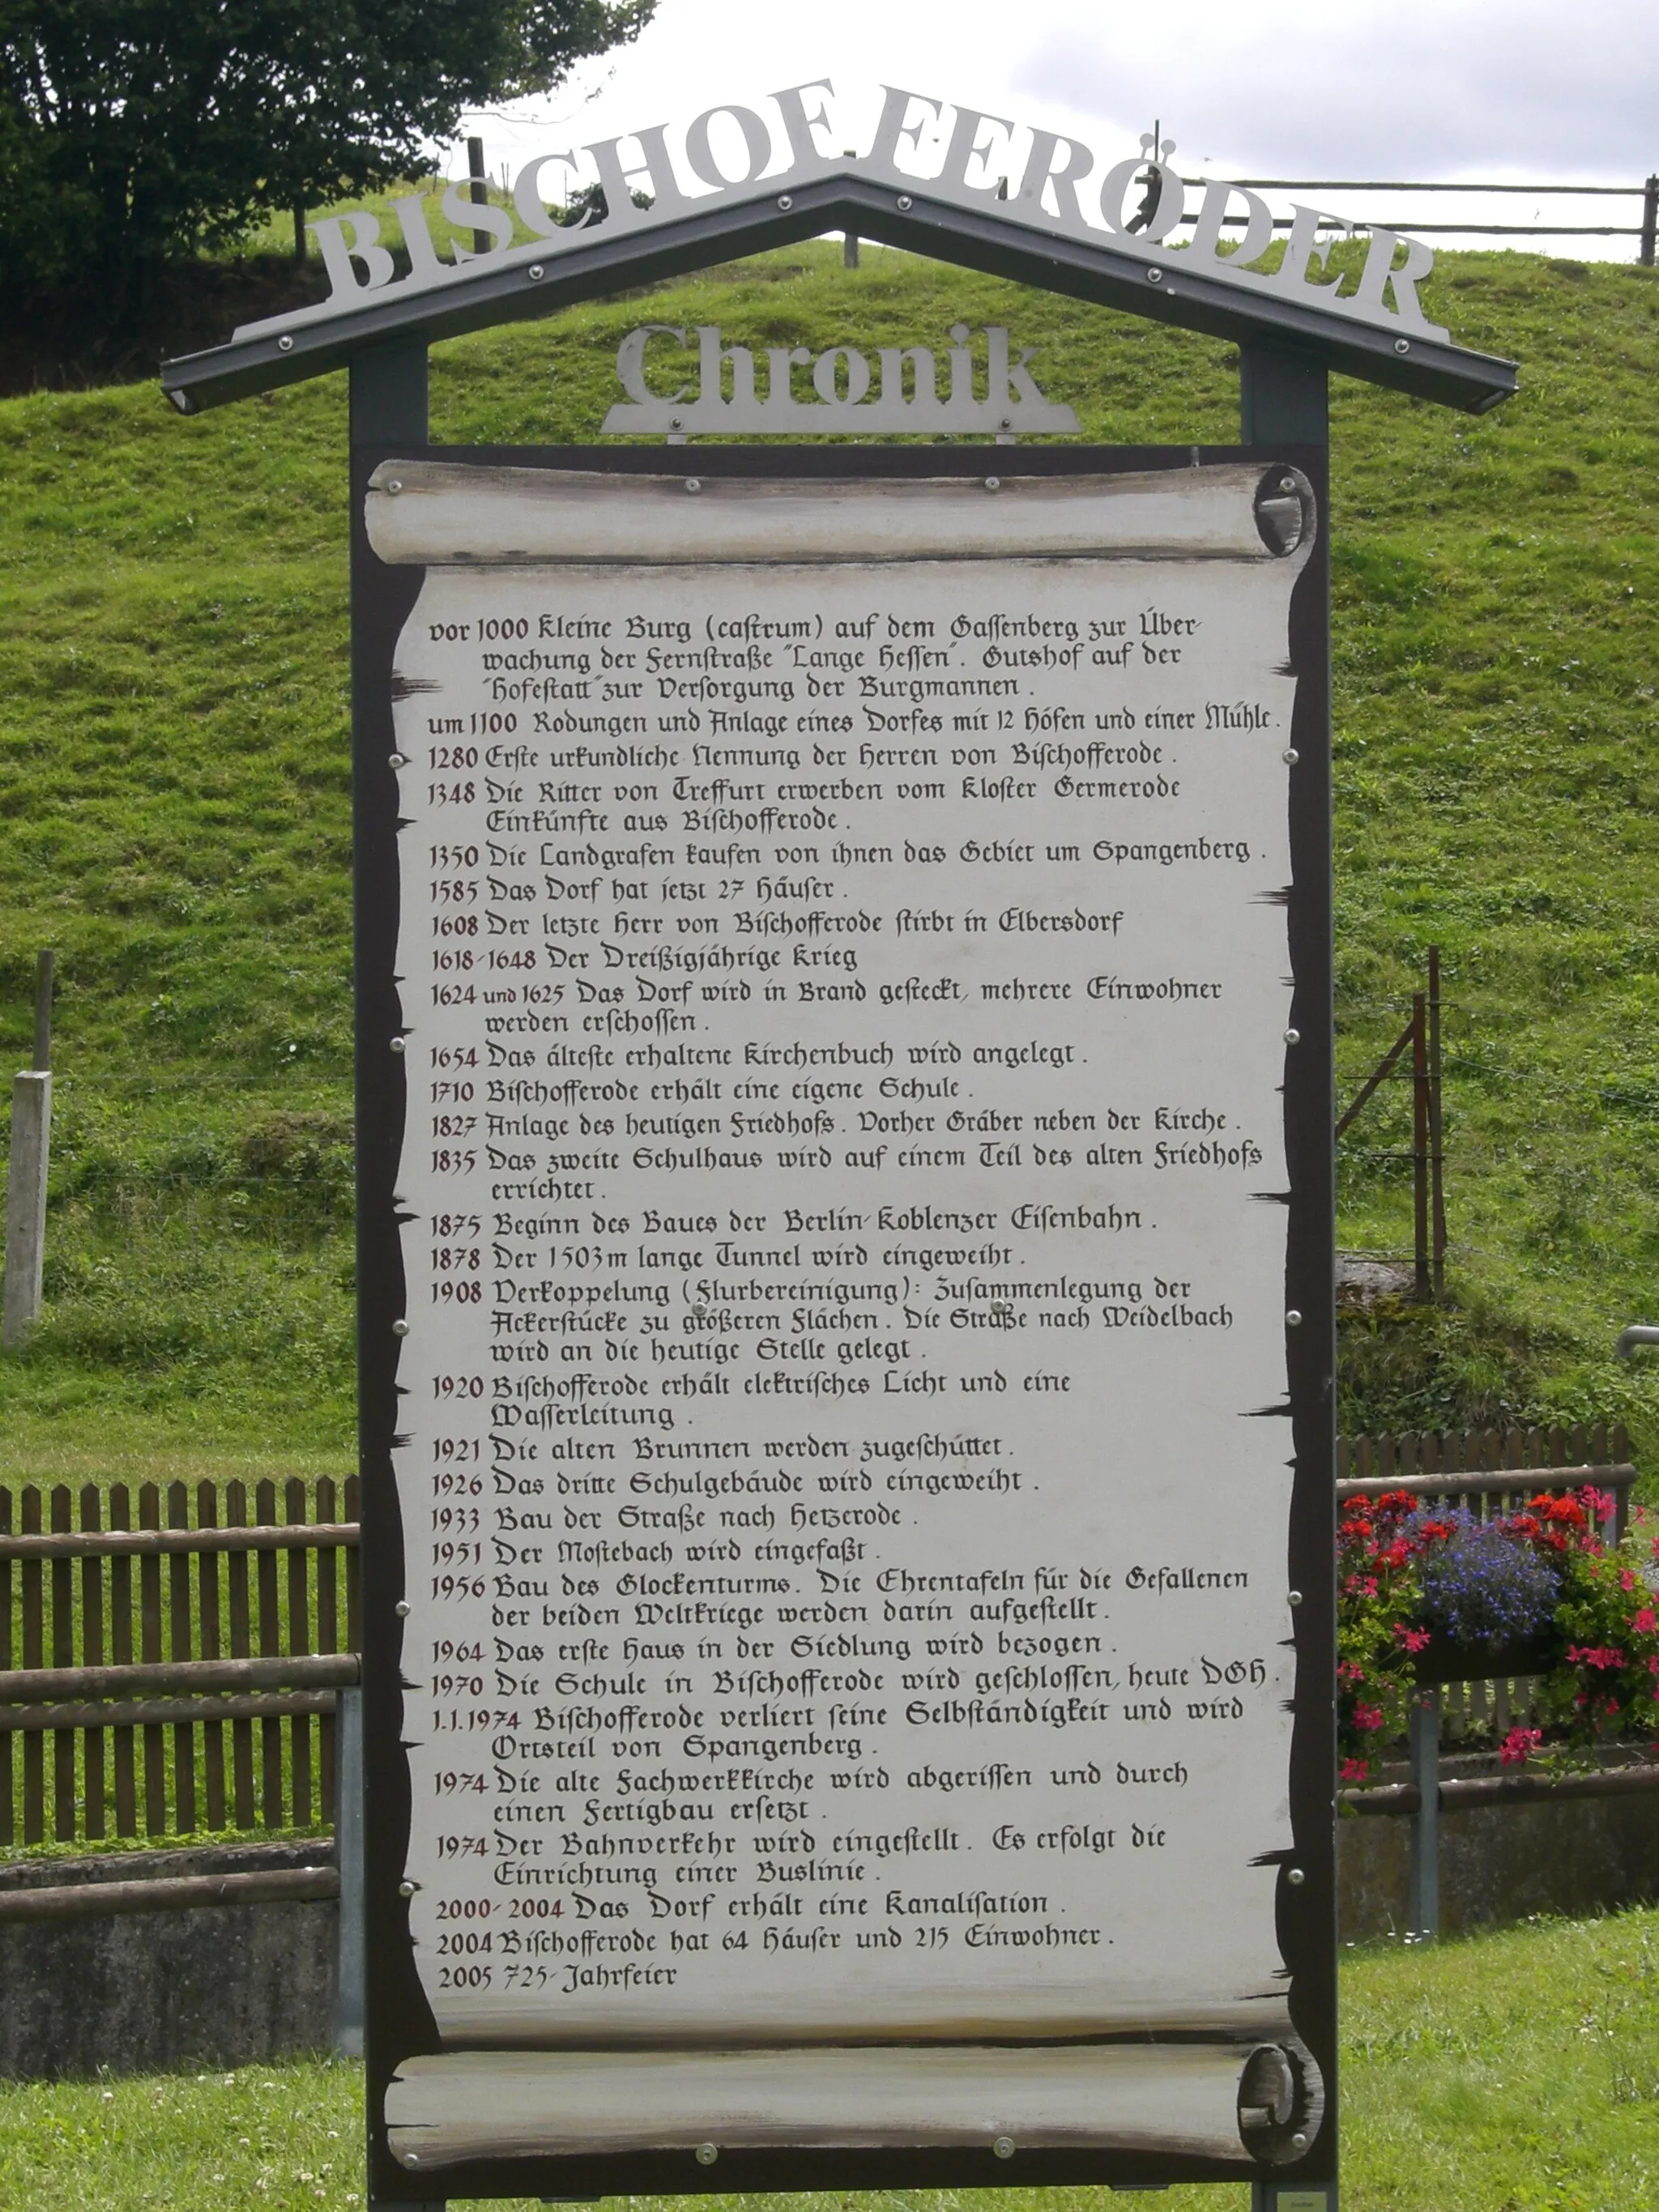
[
  {"left": 20, "top": 1486, "right": 43, "bottom": 1843},
  {"left": 198, "top": 1480, "right": 226, "bottom": 1831},
  {"left": 0, "top": 1485, "right": 11, "bottom": 1846},
  {"left": 79, "top": 1487, "right": 105, "bottom": 1839},
  {"left": 467, "top": 136, "right": 490, "bottom": 258},
  {"left": 256, "top": 1478, "right": 282, "bottom": 1826},
  {"left": 1427, "top": 948, "right": 1446, "bottom": 1296},
  {"left": 139, "top": 1482, "right": 164, "bottom": 1832},
  {"left": 109, "top": 1484, "right": 135, "bottom": 1834},
  {"left": 288, "top": 1477, "right": 313, "bottom": 1826},
  {"left": 1411, "top": 992, "right": 1430, "bottom": 1302},
  {"left": 1641, "top": 176, "right": 1658, "bottom": 267},
  {"left": 168, "top": 1481, "right": 196, "bottom": 1834},
  {"left": 317, "top": 1476, "right": 339, "bottom": 1823},
  {"left": 50, "top": 1485, "right": 75, "bottom": 1840}
]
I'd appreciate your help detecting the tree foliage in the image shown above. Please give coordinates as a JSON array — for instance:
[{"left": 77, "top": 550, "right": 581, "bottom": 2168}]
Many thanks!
[{"left": 0, "top": 0, "right": 655, "bottom": 308}]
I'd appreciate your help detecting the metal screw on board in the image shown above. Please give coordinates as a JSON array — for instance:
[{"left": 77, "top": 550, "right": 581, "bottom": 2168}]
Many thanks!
[
  {"left": 399, "top": 1881, "right": 416, "bottom": 1896},
  {"left": 778, "top": 194, "right": 793, "bottom": 210},
  {"left": 695, "top": 2143, "right": 719, "bottom": 2166},
  {"left": 390, "top": 752, "right": 408, "bottom": 768},
  {"left": 1395, "top": 338, "right": 1410, "bottom": 354},
  {"left": 897, "top": 194, "right": 913, "bottom": 210},
  {"left": 390, "top": 1038, "right": 406, "bottom": 1055},
  {"left": 984, "top": 476, "right": 1001, "bottom": 492},
  {"left": 392, "top": 1319, "right": 410, "bottom": 1337},
  {"left": 1283, "top": 1028, "right": 1300, "bottom": 1045},
  {"left": 1287, "top": 1590, "right": 1303, "bottom": 1606},
  {"left": 528, "top": 265, "right": 545, "bottom": 280},
  {"left": 993, "top": 2137, "right": 1016, "bottom": 2160},
  {"left": 1286, "top": 1868, "right": 1306, "bottom": 1886},
  {"left": 395, "top": 1601, "right": 412, "bottom": 1617},
  {"left": 385, "top": 479, "right": 403, "bottom": 496},
  {"left": 1286, "top": 1310, "right": 1303, "bottom": 1328},
  {"left": 685, "top": 479, "right": 702, "bottom": 493},
  {"left": 279, "top": 335, "right": 294, "bottom": 352},
  {"left": 1282, "top": 748, "right": 1299, "bottom": 765}
]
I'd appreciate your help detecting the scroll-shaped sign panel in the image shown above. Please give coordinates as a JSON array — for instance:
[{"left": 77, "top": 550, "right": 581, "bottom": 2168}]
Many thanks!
[{"left": 360, "top": 454, "right": 1333, "bottom": 2191}]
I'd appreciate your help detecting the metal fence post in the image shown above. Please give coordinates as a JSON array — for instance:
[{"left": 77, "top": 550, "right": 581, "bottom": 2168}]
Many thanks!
[
  {"left": 335, "top": 1682, "right": 365, "bottom": 2056},
  {"left": 1408, "top": 1690, "right": 1440, "bottom": 1938}
]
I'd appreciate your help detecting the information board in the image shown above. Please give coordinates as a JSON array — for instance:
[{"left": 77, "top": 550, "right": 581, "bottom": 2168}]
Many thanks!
[{"left": 356, "top": 449, "right": 1335, "bottom": 2198}]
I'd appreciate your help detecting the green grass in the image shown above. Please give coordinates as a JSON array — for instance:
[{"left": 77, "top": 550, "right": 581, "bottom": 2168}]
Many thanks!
[
  {"left": 0, "top": 1909, "right": 1655, "bottom": 2210},
  {"left": 3, "top": 241, "right": 1659, "bottom": 1461}
]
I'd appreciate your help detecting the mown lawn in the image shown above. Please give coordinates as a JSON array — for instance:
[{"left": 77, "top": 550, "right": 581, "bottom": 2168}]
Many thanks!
[
  {"left": 2, "top": 241, "right": 1659, "bottom": 1459},
  {"left": 0, "top": 1910, "right": 1655, "bottom": 2211}
]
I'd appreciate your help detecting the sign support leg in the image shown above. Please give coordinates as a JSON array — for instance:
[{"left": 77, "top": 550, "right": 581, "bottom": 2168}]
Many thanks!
[
  {"left": 350, "top": 335, "right": 428, "bottom": 2212},
  {"left": 1240, "top": 341, "right": 1337, "bottom": 2212}
]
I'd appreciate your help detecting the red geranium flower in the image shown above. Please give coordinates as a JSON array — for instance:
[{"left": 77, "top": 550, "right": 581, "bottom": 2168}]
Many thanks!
[{"left": 1499, "top": 1727, "right": 1543, "bottom": 1766}]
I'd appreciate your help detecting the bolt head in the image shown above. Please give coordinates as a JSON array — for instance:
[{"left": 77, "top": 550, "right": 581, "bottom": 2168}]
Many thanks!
[
  {"left": 1395, "top": 337, "right": 1410, "bottom": 354},
  {"left": 384, "top": 479, "right": 403, "bottom": 496},
  {"left": 897, "top": 194, "right": 913, "bottom": 211},
  {"left": 1286, "top": 1867, "right": 1306, "bottom": 1886},
  {"left": 395, "top": 1600, "right": 412, "bottom": 1617},
  {"left": 1284, "top": 1028, "right": 1300, "bottom": 1046},
  {"left": 392, "top": 1319, "right": 410, "bottom": 1337},
  {"left": 695, "top": 2143, "right": 719, "bottom": 2166},
  {"left": 684, "top": 478, "right": 702, "bottom": 493},
  {"left": 399, "top": 1881, "right": 415, "bottom": 1897},
  {"left": 278, "top": 335, "right": 294, "bottom": 352},
  {"left": 1286, "top": 1309, "right": 1303, "bottom": 1328},
  {"left": 1146, "top": 266, "right": 1163, "bottom": 283},
  {"left": 1282, "top": 747, "right": 1299, "bottom": 765},
  {"left": 984, "top": 476, "right": 1001, "bottom": 492},
  {"left": 389, "top": 752, "right": 408, "bottom": 769},
  {"left": 778, "top": 194, "right": 793, "bottom": 211},
  {"left": 1291, "top": 2132, "right": 1308, "bottom": 2151},
  {"left": 993, "top": 2136, "right": 1016, "bottom": 2160},
  {"left": 528, "top": 264, "right": 545, "bottom": 280},
  {"left": 1288, "top": 1589, "right": 1303, "bottom": 1606},
  {"left": 390, "top": 1037, "right": 406, "bottom": 1055}
]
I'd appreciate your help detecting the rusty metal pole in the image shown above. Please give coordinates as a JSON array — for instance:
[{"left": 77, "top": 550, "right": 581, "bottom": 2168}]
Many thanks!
[
  {"left": 1412, "top": 991, "right": 1430, "bottom": 1302},
  {"left": 1427, "top": 948, "right": 1446, "bottom": 1297}
]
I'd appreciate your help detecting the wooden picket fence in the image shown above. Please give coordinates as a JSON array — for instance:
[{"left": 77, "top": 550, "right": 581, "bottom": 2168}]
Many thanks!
[
  {"left": 0, "top": 1477, "right": 358, "bottom": 1848},
  {"left": 1337, "top": 1419, "right": 1631, "bottom": 1486}
]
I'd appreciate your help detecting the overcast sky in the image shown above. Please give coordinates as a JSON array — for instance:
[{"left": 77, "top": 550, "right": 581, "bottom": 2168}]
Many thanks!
[{"left": 444, "top": 0, "right": 1656, "bottom": 259}]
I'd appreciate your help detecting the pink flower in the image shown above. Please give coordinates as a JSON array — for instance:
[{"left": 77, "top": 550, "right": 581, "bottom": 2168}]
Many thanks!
[
  {"left": 1499, "top": 1727, "right": 1543, "bottom": 1767},
  {"left": 1352, "top": 1703, "right": 1385, "bottom": 1733},
  {"left": 1635, "top": 1609, "right": 1657, "bottom": 1636},
  {"left": 1567, "top": 1645, "right": 1626, "bottom": 1671},
  {"left": 1340, "top": 1758, "right": 1371, "bottom": 1784},
  {"left": 1391, "top": 1624, "right": 1431, "bottom": 1653}
]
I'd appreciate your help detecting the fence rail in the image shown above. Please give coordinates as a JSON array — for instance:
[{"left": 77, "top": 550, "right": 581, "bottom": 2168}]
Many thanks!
[
  {"left": 1179, "top": 173, "right": 1659, "bottom": 257},
  {"left": 0, "top": 1477, "right": 359, "bottom": 1848}
]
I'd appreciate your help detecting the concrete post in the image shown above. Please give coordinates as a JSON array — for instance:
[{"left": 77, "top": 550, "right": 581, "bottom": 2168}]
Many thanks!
[
  {"left": 335, "top": 1683, "right": 365, "bottom": 2056},
  {"left": 1408, "top": 1692, "right": 1441, "bottom": 1938},
  {"left": 2, "top": 1070, "right": 51, "bottom": 1347}
]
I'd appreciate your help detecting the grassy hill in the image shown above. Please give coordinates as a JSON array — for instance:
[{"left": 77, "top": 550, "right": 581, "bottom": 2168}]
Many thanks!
[{"left": 2, "top": 237, "right": 1658, "bottom": 1477}]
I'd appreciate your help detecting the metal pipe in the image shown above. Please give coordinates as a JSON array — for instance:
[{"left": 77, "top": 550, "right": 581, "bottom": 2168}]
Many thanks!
[{"left": 1615, "top": 1324, "right": 1659, "bottom": 1359}]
